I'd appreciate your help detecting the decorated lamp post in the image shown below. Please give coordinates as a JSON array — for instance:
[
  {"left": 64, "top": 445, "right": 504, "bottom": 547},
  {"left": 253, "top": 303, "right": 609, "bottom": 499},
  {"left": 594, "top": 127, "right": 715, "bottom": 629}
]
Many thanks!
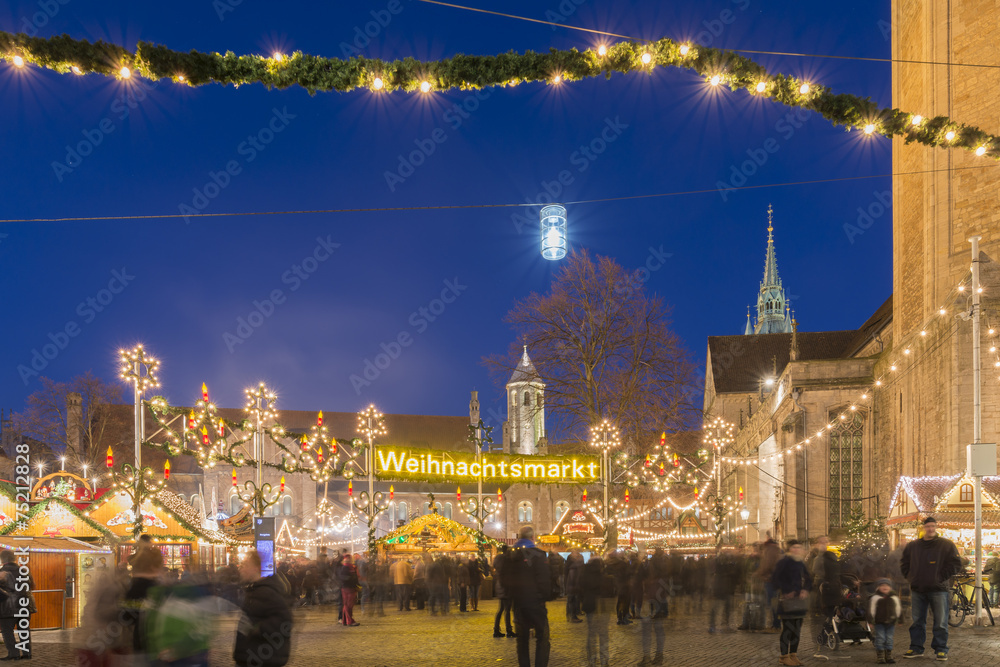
[
  {"left": 346, "top": 405, "right": 390, "bottom": 554},
  {"left": 462, "top": 419, "right": 502, "bottom": 534},
  {"left": 235, "top": 383, "right": 282, "bottom": 516},
  {"left": 701, "top": 417, "right": 736, "bottom": 546},
  {"left": 590, "top": 419, "right": 621, "bottom": 546},
  {"left": 117, "top": 344, "right": 161, "bottom": 532}
]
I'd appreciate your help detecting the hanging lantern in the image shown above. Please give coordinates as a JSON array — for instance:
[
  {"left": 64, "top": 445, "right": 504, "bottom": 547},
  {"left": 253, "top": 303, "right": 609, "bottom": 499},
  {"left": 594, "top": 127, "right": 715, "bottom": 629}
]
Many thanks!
[
  {"left": 539, "top": 204, "right": 567, "bottom": 260},
  {"left": 202, "top": 382, "right": 209, "bottom": 402},
  {"left": 348, "top": 480, "right": 353, "bottom": 497},
  {"left": 187, "top": 411, "right": 196, "bottom": 430},
  {"left": 390, "top": 485, "right": 394, "bottom": 501},
  {"left": 280, "top": 476, "right": 285, "bottom": 493},
  {"left": 644, "top": 454, "right": 651, "bottom": 468},
  {"left": 164, "top": 460, "right": 170, "bottom": 481},
  {"left": 106, "top": 446, "right": 114, "bottom": 468},
  {"left": 317, "top": 447, "right": 324, "bottom": 464},
  {"left": 317, "top": 411, "right": 323, "bottom": 427},
  {"left": 456, "top": 486, "right": 462, "bottom": 503},
  {"left": 201, "top": 427, "right": 209, "bottom": 445},
  {"left": 232, "top": 469, "right": 237, "bottom": 487}
]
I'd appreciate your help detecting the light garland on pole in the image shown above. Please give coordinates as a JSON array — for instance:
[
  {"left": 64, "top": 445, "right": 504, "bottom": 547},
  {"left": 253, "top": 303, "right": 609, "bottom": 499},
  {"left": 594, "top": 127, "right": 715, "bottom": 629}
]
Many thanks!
[{"left": 2, "top": 32, "right": 998, "bottom": 160}]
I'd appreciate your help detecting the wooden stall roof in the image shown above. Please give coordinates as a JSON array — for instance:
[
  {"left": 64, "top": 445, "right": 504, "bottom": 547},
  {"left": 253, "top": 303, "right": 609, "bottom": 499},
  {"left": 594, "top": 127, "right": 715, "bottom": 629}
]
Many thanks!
[{"left": 0, "top": 537, "right": 111, "bottom": 552}]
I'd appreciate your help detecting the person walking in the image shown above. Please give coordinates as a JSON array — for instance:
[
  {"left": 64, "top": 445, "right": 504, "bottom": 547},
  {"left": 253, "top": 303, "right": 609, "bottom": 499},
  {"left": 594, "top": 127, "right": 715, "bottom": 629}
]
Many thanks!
[
  {"left": 900, "top": 517, "right": 962, "bottom": 660},
  {"left": 756, "top": 532, "right": 784, "bottom": 633},
  {"left": 458, "top": 558, "right": 471, "bottom": 612},
  {"left": 870, "top": 577, "right": 901, "bottom": 664},
  {"left": 580, "top": 555, "right": 610, "bottom": 667},
  {"left": 506, "top": 526, "right": 552, "bottom": 667},
  {"left": 339, "top": 554, "right": 361, "bottom": 627},
  {"left": 771, "top": 540, "right": 812, "bottom": 667},
  {"left": 468, "top": 556, "right": 483, "bottom": 612},
  {"left": 393, "top": 558, "right": 414, "bottom": 611},
  {"left": 413, "top": 555, "right": 428, "bottom": 611},
  {"left": 234, "top": 550, "right": 293, "bottom": 667},
  {"left": 0, "top": 549, "right": 34, "bottom": 660},
  {"left": 986, "top": 551, "right": 1000, "bottom": 608},
  {"left": 492, "top": 548, "right": 514, "bottom": 637},
  {"left": 564, "top": 549, "right": 584, "bottom": 623}
]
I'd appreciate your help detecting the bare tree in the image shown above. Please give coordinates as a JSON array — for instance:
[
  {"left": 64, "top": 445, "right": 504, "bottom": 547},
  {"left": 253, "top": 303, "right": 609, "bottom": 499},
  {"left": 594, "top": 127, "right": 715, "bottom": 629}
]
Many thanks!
[
  {"left": 485, "top": 250, "right": 698, "bottom": 451},
  {"left": 11, "top": 372, "right": 129, "bottom": 470}
]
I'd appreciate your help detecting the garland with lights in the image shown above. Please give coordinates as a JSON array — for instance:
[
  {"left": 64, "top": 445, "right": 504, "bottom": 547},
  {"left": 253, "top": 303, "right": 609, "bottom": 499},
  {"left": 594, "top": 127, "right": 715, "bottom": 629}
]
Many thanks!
[
  {"left": 0, "top": 495, "right": 115, "bottom": 539},
  {"left": 1, "top": 31, "right": 998, "bottom": 160}
]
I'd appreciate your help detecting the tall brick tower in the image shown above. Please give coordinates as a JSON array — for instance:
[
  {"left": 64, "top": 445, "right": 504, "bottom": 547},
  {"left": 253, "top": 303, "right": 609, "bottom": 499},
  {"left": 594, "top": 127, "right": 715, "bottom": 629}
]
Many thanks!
[{"left": 882, "top": 1, "right": 1000, "bottom": 488}]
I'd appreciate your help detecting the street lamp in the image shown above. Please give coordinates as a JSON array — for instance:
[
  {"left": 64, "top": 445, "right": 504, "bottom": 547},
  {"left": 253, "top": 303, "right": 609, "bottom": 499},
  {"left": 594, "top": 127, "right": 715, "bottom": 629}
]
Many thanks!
[
  {"left": 462, "top": 419, "right": 501, "bottom": 535},
  {"left": 590, "top": 419, "right": 621, "bottom": 542},
  {"left": 347, "top": 405, "right": 390, "bottom": 555},
  {"left": 118, "top": 344, "right": 161, "bottom": 530},
  {"left": 235, "top": 383, "right": 282, "bottom": 516}
]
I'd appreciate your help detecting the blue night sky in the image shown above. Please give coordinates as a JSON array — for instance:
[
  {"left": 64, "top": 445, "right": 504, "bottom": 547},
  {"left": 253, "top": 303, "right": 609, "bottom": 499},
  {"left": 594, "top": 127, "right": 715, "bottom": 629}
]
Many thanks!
[{"left": 0, "top": 0, "right": 892, "bottom": 432}]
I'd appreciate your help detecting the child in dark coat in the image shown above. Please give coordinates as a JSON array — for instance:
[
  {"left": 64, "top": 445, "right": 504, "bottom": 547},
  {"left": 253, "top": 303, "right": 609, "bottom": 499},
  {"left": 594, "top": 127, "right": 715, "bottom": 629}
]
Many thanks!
[{"left": 868, "top": 577, "right": 901, "bottom": 664}]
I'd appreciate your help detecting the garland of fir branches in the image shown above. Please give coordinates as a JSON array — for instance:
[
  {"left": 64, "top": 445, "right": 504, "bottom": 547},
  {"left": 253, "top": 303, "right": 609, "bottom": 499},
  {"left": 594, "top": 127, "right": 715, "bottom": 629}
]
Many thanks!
[{"left": 0, "top": 31, "right": 997, "bottom": 160}]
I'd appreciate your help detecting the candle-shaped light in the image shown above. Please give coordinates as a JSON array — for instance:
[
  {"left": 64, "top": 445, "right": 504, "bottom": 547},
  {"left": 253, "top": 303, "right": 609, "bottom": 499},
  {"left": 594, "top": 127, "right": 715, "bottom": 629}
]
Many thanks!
[
  {"left": 232, "top": 469, "right": 237, "bottom": 487},
  {"left": 300, "top": 435, "right": 309, "bottom": 452},
  {"left": 739, "top": 486, "right": 744, "bottom": 501},
  {"left": 164, "top": 459, "right": 170, "bottom": 481},
  {"left": 390, "top": 485, "right": 395, "bottom": 501},
  {"left": 582, "top": 488, "right": 587, "bottom": 504},
  {"left": 694, "top": 487, "right": 699, "bottom": 499},
  {"left": 218, "top": 421, "right": 225, "bottom": 437},
  {"left": 673, "top": 453, "right": 679, "bottom": 467},
  {"left": 644, "top": 454, "right": 651, "bottom": 468},
  {"left": 201, "top": 427, "right": 209, "bottom": 445},
  {"left": 348, "top": 480, "right": 353, "bottom": 497},
  {"left": 624, "top": 488, "right": 630, "bottom": 504},
  {"left": 457, "top": 486, "right": 461, "bottom": 503},
  {"left": 331, "top": 439, "right": 337, "bottom": 455},
  {"left": 317, "top": 411, "right": 323, "bottom": 427},
  {"left": 280, "top": 476, "right": 285, "bottom": 493},
  {"left": 188, "top": 411, "right": 196, "bottom": 430},
  {"left": 659, "top": 461, "right": 665, "bottom": 476},
  {"left": 106, "top": 446, "right": 114, "bottom": 468},
  {"left": 317, "top": 447, "right": 324, "bottom": 464},
  {"left": 660, "top": 432, "right": 666, "bottom": 447},
  {"left": 202, "top": 382, "right": 209, "bottom": 402}
]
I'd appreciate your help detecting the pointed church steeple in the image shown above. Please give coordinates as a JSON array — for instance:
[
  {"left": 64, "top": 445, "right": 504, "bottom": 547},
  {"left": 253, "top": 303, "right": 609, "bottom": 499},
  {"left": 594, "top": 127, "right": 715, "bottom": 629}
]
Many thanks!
[
  {"left": 744, "top": 305, "right": 753, "bottom": 335},
  {"left": 745, "top": 205, "right": 793, "bottom": 335}
]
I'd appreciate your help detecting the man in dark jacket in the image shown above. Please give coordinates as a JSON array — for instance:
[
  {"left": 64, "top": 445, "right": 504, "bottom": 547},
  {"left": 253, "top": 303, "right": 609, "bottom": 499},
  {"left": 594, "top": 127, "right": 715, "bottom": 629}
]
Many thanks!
[
  {"left": 900, "top": 517, "right": 963, "bottom": 660},
  {"left": 564, "top": 549, "right": 585, "bottom": 622},
  {"left": 492, "top": 548, "right": 514, "bottom": 637},
  {"left": 234, "top": 550, "right": 293, "bottom": 667},
  {"left": 580, "top": 555, "right": 610, "bottom": 667},
  {"left": 506, "top": 526, "right": 552, "bottom": 667}
]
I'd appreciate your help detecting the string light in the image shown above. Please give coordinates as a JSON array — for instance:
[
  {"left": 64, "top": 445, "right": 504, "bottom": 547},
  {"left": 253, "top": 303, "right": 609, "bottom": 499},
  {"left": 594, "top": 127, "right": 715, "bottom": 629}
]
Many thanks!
[
  {"left": 976, "top": 146, "right": 987, "bottom": 156},
  {"left": 864, "top": 124, "right": 876, "bottom": 135},
  {"left": 71, "top": 66, "right": 82, "bottom": 75},
  {"left": 946, "top": 131, "right": 956, "bottom": 141},
  {"left": 597, "top": 44, "right": 607, "bottom": 56},
  {"left": 641, "top": 52, "right": 652, "bottom": 65},
  {"left": 709, "top": 74, "right": 721, "bottom": 86},
  {"left": 372, "top": 76, "right": 384, "bottom": 90},
  {"left": 911, "top": 115, "right": 923, "bottom": 125},
  {"left": 679, "top": 44, "right": 690, "bottom": 56},
  {"left": 552, "top": 74, "right": 562, "bottom": 83},
  {"left": 273, "top": 52, "right": 284, "bottom": 62},
  {"left": 755, "top": 81, "right": 766, "bottom": 93},
  {"left": 12, "top": 56, "right": 25, "bottom": 68},
  {"left": 419, "top": 80, "right": 431, "bottom": 93},
  {"left": 119, "top": 66, "right": 131, "bottom": 79},
  {"left": 799, "top": 83, "right": 810, "bottom": 94}
]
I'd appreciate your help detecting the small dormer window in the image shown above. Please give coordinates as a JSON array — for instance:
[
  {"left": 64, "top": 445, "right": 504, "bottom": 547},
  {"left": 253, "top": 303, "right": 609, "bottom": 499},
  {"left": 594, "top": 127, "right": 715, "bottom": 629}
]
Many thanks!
[
  {"left": 960, "top": 483, "right": 974, "bottom": 503},
  {"left": 524, "top": 391, "right": 531, "bottom": 406}
]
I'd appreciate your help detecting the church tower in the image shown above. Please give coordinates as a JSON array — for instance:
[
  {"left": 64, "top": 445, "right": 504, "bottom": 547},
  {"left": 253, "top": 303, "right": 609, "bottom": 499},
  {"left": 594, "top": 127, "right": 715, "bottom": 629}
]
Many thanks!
[
  {"left": 503, "top": 347, "right": 546, "bottom": 455},
  {"left": 745, "top": 205, "right": 793, "bottom": 335}
]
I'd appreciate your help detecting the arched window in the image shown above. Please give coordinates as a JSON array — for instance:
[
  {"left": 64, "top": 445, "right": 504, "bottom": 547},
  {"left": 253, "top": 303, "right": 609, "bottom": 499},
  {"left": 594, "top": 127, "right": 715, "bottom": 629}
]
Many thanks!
[
  {"left": 960, "top": 484, "right": 974, "bottom": 503},
  {"left": 281, "top": 495, "right": 293, "bottom": 516},
  {"left": 398, "top": 502, "right": 407, "bottom": 523},
  {"left": 828, "top": 411, "right": 865, "bottom": 528},
  {"left": 554, "top": 501, "right": 570, "bottom": 521},
  {"left": 230, "top": 493, "right": 241, "bottom": 516},
  {"left": 523, "top": 391, "right": 531, "bottom": 406},
  {"left": 444, "top": 502, "right": 453, "bottom": 519},
  {"left": 517, "top": 501, "right": 533, "bottom": 523}
]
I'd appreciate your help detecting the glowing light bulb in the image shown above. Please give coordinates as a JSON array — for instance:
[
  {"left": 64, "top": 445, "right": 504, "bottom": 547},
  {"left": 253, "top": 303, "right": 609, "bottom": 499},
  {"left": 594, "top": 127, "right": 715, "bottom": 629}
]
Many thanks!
[
  {"left": 420, "top": 80, "right": 431, "bottom": 93},
  {"left": 119, "top": 66, "right": 131, "bottom": 79},
  {"left": 177, "top": 74, "right": 185, "bottom": 82},
  {"left": 273, "top": 52, "right": 284, "bottom": 62},
  {"left": 679, "top": 44, "right": 690, "bottom": 56},
  {"left": 920, "top": 330, "right": 927, "bottom": 336},
  {"left": 946, "top": 131, "right": 956, "bottom": 141},
  {"left": 864, "top": 124, "right": 876, "bottom": 134},
  {"left": 939, "top": 308, "right": 947, "bottom": 315},
  {"left": 799, "top": 83, "right": 810, "bottom": 94},
  {"left": 756, "top": 81, "right": 766, "bottom": 93},
  {"left": 912, "top": 115, "right": 923, "bottom": 125},
  {"left": 709, "top": 75, "right": 721, "bottom": 86},
  {"left": 976, "top": 146, "right": 987, "bottom": 156},
  {"left": 373, "top": 77, "right": 384, "bottom": 90},
  {"left": 71, "top": 65, "right": 82, "bottom": 74},
  {"left": 597, "top": 44, "right": 607, "bottom": 56},
  {"left": 12, "top": 56, "right": 25, "bottom": 68},
  {"left": 641, "top": 52, "right": 652, "bottom": 65},
  {"left": 552, "top": 74, "right": 562, "bottom": 83}
]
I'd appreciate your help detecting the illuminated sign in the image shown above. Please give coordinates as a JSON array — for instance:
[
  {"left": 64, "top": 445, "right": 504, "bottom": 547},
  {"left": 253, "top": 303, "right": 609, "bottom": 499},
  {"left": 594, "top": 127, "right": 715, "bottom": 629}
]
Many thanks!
[
  {"left": 564, "top": 523, "right": 594, "bottom": 534},
  {"left": 375, "top": 447, "right": 600, "bottom": 483}
]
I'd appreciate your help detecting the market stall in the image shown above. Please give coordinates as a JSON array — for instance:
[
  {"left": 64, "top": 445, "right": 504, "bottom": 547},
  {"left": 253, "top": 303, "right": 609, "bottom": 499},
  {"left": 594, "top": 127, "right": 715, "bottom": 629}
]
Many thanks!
[
  {"left": 887, "top": 474, "right": 1000, "bottom": 554},
  {"left": 378, "top": 513, "right": 498, "bottom": 558}
]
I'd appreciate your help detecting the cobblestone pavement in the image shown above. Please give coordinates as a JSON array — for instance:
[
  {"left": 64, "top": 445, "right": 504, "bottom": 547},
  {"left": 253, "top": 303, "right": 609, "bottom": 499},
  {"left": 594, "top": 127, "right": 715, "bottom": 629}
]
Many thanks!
[{"left": 24, "top": 598, "right": 1000, "bottom": 666}]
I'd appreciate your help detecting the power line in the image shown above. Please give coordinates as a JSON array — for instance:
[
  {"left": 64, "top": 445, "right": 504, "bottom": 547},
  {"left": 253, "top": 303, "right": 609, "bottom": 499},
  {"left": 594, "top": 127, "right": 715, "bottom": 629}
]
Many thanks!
[
  {"left": 416, "top": 0, "right": 1000, "bottom": 70},
  {"left": 0, "top": 164, "right": 994, "bottom": 225}
]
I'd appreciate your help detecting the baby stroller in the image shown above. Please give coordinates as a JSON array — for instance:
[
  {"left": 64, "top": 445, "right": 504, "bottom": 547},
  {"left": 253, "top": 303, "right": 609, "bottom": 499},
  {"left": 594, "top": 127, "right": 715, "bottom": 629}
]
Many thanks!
[{"left": 816, "top": 574, "right": 873, "bottom": 651}]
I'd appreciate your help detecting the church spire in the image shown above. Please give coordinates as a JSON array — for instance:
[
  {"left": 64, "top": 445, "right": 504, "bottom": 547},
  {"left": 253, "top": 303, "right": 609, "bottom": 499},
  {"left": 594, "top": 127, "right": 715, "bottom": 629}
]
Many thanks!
[
  {"left": 744, "top": 305, "right": 753, "bottom": 335},
  {"left": 745, "top": 205, "right": 793, "bottom": 335}
]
